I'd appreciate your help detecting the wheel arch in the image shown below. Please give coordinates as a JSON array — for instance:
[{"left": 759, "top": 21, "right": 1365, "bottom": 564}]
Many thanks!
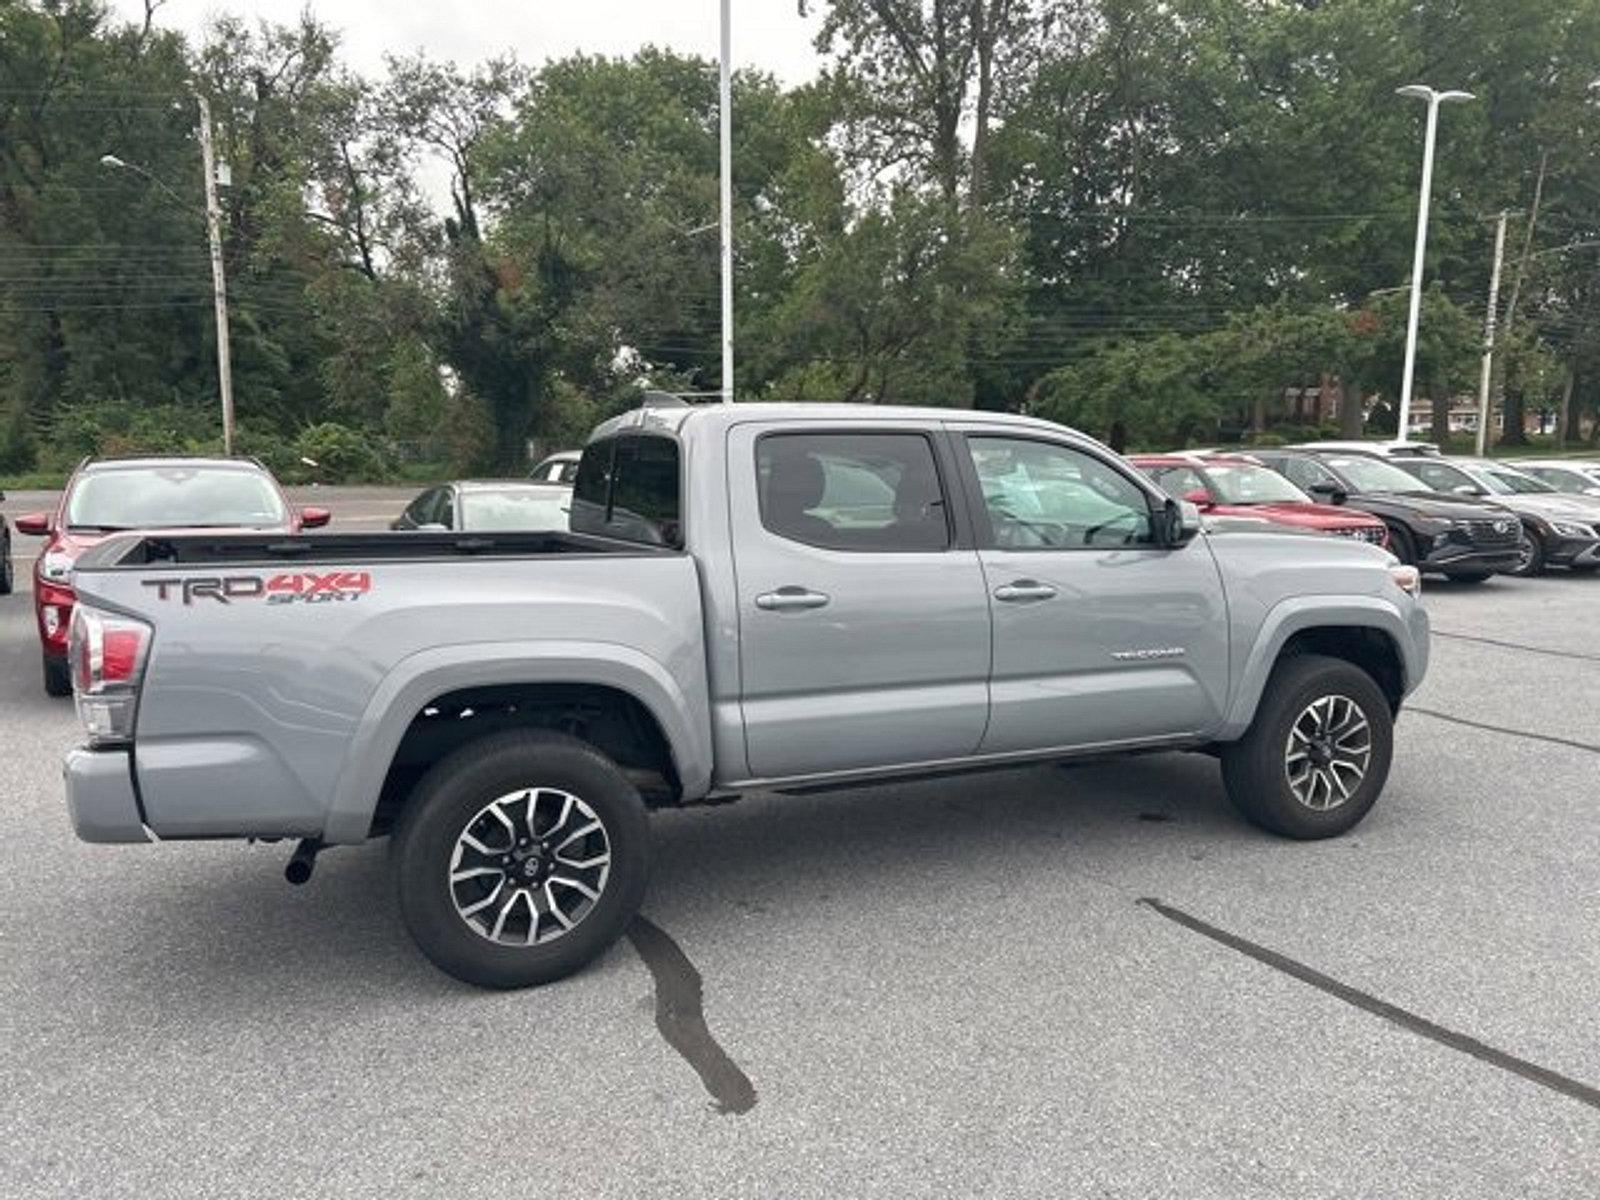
[{"left": 322, "top": 641, "right": 713, "bottom": 844}]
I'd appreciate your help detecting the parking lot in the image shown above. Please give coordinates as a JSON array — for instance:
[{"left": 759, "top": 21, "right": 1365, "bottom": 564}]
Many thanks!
[{"left": 3, "top": 487, "right": 1598, "bottom": 1198}]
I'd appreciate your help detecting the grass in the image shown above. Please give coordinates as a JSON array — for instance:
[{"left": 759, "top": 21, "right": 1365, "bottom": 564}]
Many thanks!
[{"left": 0, "top": 471, "right": 66, "bottom": 491}]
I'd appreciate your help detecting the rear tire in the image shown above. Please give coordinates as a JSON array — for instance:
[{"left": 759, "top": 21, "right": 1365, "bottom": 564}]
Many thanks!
[
  {"left": 1387, "top": 525, "right": 1417, "bottom": 567},
  {"left": 0, "top": 540, "right": 12, "bottom": 594},
  {"left": 1221, "top": 654, "right": 1393, "bottom": 840},
  {"left": 42, "top": 653, "right": 71, "bottom": 697},
  {"left": 392, "top": 730, "right": 650, "bottom": 989}
]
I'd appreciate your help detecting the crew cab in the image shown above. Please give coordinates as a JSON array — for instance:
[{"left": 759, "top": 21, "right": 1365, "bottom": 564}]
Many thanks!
[{"left": 62, "top": 404, "right": 1429, "bottom": 989}]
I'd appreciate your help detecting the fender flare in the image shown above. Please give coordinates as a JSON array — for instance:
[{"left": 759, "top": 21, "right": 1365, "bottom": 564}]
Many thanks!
[
  {"left": 1216, "top": 596, "right": 1421, "bottom": 741},
  {"left": 320, "top": 640, "right": 713, "bottom": 844}
]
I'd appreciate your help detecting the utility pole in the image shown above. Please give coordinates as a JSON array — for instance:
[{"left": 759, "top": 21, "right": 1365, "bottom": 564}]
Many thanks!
[
  {"left": 195, "top": 93, "right": 235, "bottom": 454},
  {"left": 718, "top": 0, "right": 734, "bottom": 403},
  {"left": 1474, "top": 211, "right": 1509, "bottom": 456}
]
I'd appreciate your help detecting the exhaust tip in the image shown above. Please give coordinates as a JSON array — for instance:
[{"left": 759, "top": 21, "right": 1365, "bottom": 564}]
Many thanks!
[{"left": 284, "top": 839, "right": 321, "bottom": 885}]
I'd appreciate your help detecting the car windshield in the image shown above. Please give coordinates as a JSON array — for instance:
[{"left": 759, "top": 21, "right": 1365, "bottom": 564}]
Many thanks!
[
  {"left": 1203, "top": 463, "right": 1309, "bottom": 505},
  {"left": 65, "top": 465, "right": 288, "bottom": 530},
  {"left": 1323, "top": 456, "right": 1427, "bottom": 494},
  {"left": 459, "top": 488, "right": 570, "bottom": 531},
  {"left": 1527, "top": 466, "right": 1595, "bottom": 491},
  {"left": 1486, "top": 468, "right": 1556, "bottom": 495},
  {"left": 1399, "top": 459, "right": 1484, "bottom": 494}
]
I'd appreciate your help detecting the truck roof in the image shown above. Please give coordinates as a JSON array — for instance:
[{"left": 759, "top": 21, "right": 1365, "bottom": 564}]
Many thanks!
[{"left": 590, "top": 401, "right": 1098, "bottom": 446}]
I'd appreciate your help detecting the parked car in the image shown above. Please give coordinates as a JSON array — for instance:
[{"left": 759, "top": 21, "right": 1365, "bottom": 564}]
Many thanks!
[
  {"left": 1131, "top": 454, "right": 1389, "bottom": 546},
  {"left": 1245, "top": 449, "right": 1524, "bottom": 582},
  {"left": 529, "top": 451, "right": 581, "bottom": 485},
  {"left": 12, "top": 456, "right": 327, "bottom": 696},
  {"left": 64, "top": 402, "right": 1428, "bottom": 989},
  {"left": 0, "top": 492, "right": 13, "bottom": 595},
  {"left": 1515, "top": 460, "right": 1600, "bottom": 497},
  {"left": 1387, "top": 456, "right": 1600, "bottom": 576},
  {"left": 392, "top": 481, "right": 571, "bottom": 533},
  {"left": 1298, "top": 439, "right": 1443, "bottom": 459}
]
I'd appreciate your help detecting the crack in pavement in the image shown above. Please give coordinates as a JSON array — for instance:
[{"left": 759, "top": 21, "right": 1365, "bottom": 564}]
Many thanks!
[
  {"left": 1409, "top": 707, "right": 1600, "bottom": 756},
  {"left": 1140, "top": 898, "right": 1600, "bottom": 1113},
  {"left": 1432, "top": 629, "right": 1600, "bottom": 664},
  {"left": 627, "top": 915, "right": 757, "bottom": 1115}
]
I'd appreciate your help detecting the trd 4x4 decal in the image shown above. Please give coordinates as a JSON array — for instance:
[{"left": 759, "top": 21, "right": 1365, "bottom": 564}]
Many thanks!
[{"left": 142, "top": 571, "right": 372, "bottom": 605}]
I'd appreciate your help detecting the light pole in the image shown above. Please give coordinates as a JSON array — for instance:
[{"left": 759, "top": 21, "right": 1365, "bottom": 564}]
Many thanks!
[
  {"left": 1395, "top": 84, "right": 1474, "bottom": 442},
  {"left": 718, "top": 0, "right": 734, "bottom": 402},
  {"left": 99, "top": 93, "right": 234, "bottom": 454}
]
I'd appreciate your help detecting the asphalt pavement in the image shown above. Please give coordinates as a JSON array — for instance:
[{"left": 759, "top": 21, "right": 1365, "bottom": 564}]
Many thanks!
[{"left": 1, "top": 493, "right": 1597, "bottom": 1198}]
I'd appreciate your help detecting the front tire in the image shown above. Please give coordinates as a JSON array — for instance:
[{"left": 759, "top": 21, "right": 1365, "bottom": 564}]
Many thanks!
[
  {"left": 42, "top": 653, "right": 71, "bottom": 697},
  {"left": 0, "top": 540, "right": 13, "bottom": 594},
  {"left": 1386, "top": 524, "right": 1417, "bottom": 567},
  {"left": 392, "top": 730, "right": 650, "bottom": 989},
  {"left": 1510, "top": 529, "right": 1545, "bottom": 577},
  {"left": 1220, "top": 654, "right": 1394, "bottom": 839}
]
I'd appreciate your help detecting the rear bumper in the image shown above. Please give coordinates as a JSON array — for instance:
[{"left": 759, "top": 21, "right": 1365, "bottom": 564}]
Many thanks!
[{"left": 63, "top": 748, "right": 151, "bottom": 843}]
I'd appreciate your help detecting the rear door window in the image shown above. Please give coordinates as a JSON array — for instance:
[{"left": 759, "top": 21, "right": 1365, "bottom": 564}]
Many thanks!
[{"left": 756, "top": 432, "right": 951, "bottom": 552}]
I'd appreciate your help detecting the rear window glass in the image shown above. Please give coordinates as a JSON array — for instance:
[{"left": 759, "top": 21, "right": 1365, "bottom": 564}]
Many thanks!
[
  {"left": 757, "top": 432, "right": 950, "bottom": 552},
  {"left": 66, "top": 466, "right": 288, "bottom": 530},
  {"left": 570, "top": 435, "right": 682, "bottom": 548}
]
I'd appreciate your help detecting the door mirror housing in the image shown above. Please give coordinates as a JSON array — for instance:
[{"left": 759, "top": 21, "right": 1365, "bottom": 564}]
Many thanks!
[
  {"left": 14, "top": 512, "right": 51, "bottom": 536},
  {"left": 1307, "top": 481, "right": 1348, "bottom": 505},
  {"left": 1157, "top": 498, "right": 1202, "bottom": 547},
  {"left": 1452, "top": 484, "right": 1485, "bottom": 498},
  {"left": 298, "top": 505, "right": 331, "bottom": 529},
  {"left": 1181, "top": 488, "right": 1214, "bottom": 510}
]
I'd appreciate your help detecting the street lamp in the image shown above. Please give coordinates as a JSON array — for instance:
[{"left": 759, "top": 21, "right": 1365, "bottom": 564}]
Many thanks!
[
  {"left": 100, "top": 96, "right": 234, "bottom": 454},
  {"left": 1395, "top": 84, "right": 1474, "bottom": 441}
]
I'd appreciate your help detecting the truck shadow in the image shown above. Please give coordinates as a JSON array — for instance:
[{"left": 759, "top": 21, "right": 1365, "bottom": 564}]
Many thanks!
[{"left": 105, "top": 750, "right": 1248, "bottom": 1012}]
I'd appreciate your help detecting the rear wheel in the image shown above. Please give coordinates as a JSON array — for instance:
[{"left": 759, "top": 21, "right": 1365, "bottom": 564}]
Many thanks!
[
  {"left": 392, "top": 730, "right": 650, "bottom": 989},
  {"left": 0, "top": 538, "right": 12, "bottom": 594},
  {"left": 1221, "top": 654, "right": 1393, "bottom": 839},
  {"left": 42, "top": 653, "right": 71, "bottom": 697}
]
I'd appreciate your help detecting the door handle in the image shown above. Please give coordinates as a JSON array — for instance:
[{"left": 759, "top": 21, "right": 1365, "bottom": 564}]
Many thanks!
[
  {"left": 755, "top": 586, "right": 831, "bottom": 612},
  {"left": 993, "top": 579, "right": 1058, "bottom": 603}
]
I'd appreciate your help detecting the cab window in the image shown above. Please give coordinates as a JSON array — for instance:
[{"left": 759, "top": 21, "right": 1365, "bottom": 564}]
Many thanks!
[
  {"left": 757, "top": 432, "right": 950, "bottom": 552},
  {"left": 967, "top": 437, "right": 1154, "bottom": 549}
]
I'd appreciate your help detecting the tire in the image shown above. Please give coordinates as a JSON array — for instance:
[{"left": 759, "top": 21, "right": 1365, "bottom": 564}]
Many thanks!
[
  {"left": 1448, "top": 571, "right": 1492, "bottom": 584},
  {"left": 1220, "top": 654, "right": 1394, "bottom": 840},
  {"left": 1387, "top": 524, "right": 1417, "bottom": 567},
  {"left": 392, "top": 730, "right": 651, "bottom": 989},
  {"left": 42, "top": 653, "right": 71, "bottom": 697},
  {"left": 1509, "top": 529, "right": 1545, "bottom": 577},
  {"left": 0, "top": 538, "right": 12, "bottom": 594}
]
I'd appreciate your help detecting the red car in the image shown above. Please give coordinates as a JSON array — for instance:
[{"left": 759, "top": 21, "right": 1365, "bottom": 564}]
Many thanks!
[
  {"left": 1131, "top": 454, "right": 1390, "bottom": 547},
  {"left": 13, "top": 456, "right": 329, "bottom": 696}
]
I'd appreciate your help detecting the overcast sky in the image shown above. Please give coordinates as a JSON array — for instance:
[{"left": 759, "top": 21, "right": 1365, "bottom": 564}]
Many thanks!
[{"left": 111, "top": 0, "right": 825, "bottom": 83}]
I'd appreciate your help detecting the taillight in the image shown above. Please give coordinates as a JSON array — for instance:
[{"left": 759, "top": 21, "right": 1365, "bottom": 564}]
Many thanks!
[{"left": 68, "top": 606, "right": 152, "bottom": 746}]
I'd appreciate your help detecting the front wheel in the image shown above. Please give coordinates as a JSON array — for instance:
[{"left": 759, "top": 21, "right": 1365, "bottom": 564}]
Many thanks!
[
  {"left": 1509, "top": 530, "right": 1545, "bottom": 577},
  {"left": 0, "top": 541, "right": 13, "bottom": 594},
  {"left": 1220, "top": 654, "right": 1394, "bottom": 839},
  {"left": 392, "top": 730, "right": 651, "bottom": 989},
  {"left": 43, "top": 653, "right": 71, "bottom": 697}
]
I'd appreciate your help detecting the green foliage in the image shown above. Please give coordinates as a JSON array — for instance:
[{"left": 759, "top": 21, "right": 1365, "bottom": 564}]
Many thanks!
[{"left": 294, "top": 422, "right": 391, "bottom": 483}]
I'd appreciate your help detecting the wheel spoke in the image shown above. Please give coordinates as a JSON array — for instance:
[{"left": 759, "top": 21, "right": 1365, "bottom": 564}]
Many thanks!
[{"left": 448, "top": 787, "right": 611, "bottom": 947}]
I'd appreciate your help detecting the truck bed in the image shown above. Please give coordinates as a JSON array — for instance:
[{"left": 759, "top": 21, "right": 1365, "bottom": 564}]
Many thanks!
[{"left": 75, "top": 528, "right": 658, "bottom": 569}]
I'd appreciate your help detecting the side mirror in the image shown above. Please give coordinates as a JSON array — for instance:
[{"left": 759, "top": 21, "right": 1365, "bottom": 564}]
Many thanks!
[
  {"left": 299, "top": 505, "right": 331, "bottom": 529},
  {"left": 1307, "top": 481, "right": 1348, "bottom": 505},
  {"left": 1159, "top": 498, "right": 1202, "bottom": 547},
  {"left": 14, "top": 512, "right": 51, "bottom": 536},
  {"left": 1181, "top": 488, "right": 1214, "bottom": 511},
  {"left": 1452, "top": 484, "right": 1484, "bottom": 498}
]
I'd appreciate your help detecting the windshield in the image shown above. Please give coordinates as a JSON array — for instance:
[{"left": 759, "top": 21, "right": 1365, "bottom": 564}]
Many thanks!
[
  {"left": 1486, "top": 468, "right": 1556, "bottom": 495},
  {"left": 1323, "top": 456, "right": 1427, "bottom": 494},
  {"left": 1526, "top": 466, "right": 1595, "bottom": 491},
  {"left": 459, "top": 488, "right": 570, "bottom": 531},
  {"left": 65, "top": 466, "right": 288, "bottom": 530},
  {"left": 1203, "top": 463, "right": 1309, "bottom": 505},
  {"left": 1400, "top": 459, "right": 1484, "bottom": 494}
]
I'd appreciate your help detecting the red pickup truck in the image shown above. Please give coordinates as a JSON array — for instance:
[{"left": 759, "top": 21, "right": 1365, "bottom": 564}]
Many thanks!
[{"left": 1131, "top": 454, "right": 1389, "bottom": 547}]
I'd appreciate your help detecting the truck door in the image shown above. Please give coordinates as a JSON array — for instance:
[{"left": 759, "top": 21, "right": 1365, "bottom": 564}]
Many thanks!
[
  {"left": 728, "top": 422, "right": 993, "bottom": 779},
  {"left": 953, "top": 429, "right": 1230, "bottom": 752}
]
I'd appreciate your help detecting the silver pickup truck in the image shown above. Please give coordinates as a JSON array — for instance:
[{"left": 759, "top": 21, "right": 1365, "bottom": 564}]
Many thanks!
[{"left": 63, "top": 402, "right": 1429, "bottom": 988}]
